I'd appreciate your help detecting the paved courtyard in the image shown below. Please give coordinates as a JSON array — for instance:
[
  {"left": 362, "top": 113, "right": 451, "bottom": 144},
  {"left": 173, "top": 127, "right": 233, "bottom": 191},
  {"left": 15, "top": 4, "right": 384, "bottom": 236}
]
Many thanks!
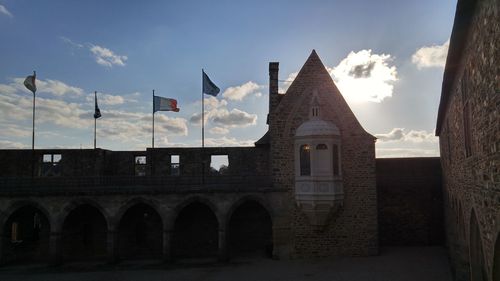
[{"left": 0, "top": 247, "right": 452, "bottom": 281}]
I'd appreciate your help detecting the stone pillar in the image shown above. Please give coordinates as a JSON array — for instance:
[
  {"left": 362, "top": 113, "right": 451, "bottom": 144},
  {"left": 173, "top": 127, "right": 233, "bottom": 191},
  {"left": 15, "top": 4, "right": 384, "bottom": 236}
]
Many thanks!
[
  {"left": 49, "top": 232, "right": 62, "bottom": 266},
  {"left": 268, "top": 62, "right": 280, "bottom": 125},
  {"left": 107, "top": 229, "right": 118, "bottom": 263},
  {"left": 271, "top": 217, "right": 291, "bottom": 260},
  {"left": 162, "top": 229, "right": 171, "bottom": 262},
  {"left": 0, "top": 233, "right": 4, "bottom": 265},
  {"left": 218, "top": 228, "right": 228, "bottom": 261}
]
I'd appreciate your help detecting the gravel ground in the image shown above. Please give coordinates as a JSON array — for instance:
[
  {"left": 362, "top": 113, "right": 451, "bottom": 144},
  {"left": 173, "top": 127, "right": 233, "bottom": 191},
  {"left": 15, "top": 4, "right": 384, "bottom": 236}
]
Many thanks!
[{"left": 0, "top": 247, "right": 452, "bottom": 281}]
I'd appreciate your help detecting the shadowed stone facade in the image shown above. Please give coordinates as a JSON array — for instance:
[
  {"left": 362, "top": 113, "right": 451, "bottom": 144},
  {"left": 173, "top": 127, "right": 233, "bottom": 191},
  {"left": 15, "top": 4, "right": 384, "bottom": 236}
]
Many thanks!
[
  {"left": 0, "top": 51, "right": 444, "bottom": 267},
  {"left": 436, "top": 0, "right": 499, "bottom": 280}
]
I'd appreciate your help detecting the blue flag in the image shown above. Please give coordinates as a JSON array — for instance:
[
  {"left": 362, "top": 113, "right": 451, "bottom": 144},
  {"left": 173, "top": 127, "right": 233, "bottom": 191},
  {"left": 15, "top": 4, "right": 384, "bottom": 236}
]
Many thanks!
[
  {"left": 202, "top": 70, "right": 220, "bottom": 96},
  {"left": 93, "top": 91, "right": 101, "bottom": 119}
]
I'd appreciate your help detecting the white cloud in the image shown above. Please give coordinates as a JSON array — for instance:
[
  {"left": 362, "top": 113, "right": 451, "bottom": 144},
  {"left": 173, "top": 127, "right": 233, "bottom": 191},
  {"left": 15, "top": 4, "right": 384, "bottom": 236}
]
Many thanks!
[
  {"left": 330, "top": 50, "right": 398, "bottom": 103},
  {"left": 280, "top": 72, "right": 298, "bottom": 93},
  {"left": 60, "top": 36, "right": 84, "bottom": 49},
  {"left": 223, "top": 81, "right": 262, "bottom": 101},
  {"left": 60, "top": 37, "right": 128, "bottom": 68},
  {"left": 0, "top": 140, "right": 27, "bottom": 149},
  {"left": 412, "top": 39, "right": 450, "bottom": 69},
  {"left": 11, "top": 77, "right": 84, "bottom": 97},
  {"left": 209, "top": 126, "right": 229, "bottom": 135},
  {"left": 86, "top": 92, "right": 125, "bottom": 105},
  {"left": 204, "top": 96, "right": 228, "bottom": 110},
  {"left": 0, "top": 5, "right": 12, "bottom": 17},
  {"left": 0, "top": 125, "right": 30, "bottom": 137},
  {"left": 212, "top": 108, "right": 257, "bottom": 127},
  {"left": 150, "top": 114, "right": 188, "bottom": 136},
  {"left": 376, "top": 148, "right": 439, "bottom": 158},
  {"left": 375, "top": 128, "right": 405, "bottom": 141},
  {"left": 204, "top": 136, "right": 255, "bottom": 147},
  {"left": 0, "top": 78, "right": 188, "bottom": 149},
  {"left": 375, "top": 128, "right": 437, "bottom": 143},
  {"left": 90, "top": 44, "right": 127, "bottom": 67},
  {"left": 375, "top": 128, "right": 439, "bottom": 157}
]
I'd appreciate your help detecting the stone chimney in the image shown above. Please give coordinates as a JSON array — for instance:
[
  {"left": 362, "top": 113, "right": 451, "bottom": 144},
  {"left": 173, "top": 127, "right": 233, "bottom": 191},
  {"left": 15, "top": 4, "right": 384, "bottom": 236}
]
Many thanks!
[{"left": 268, "top": 62, "right": 280, "bottom": 124}]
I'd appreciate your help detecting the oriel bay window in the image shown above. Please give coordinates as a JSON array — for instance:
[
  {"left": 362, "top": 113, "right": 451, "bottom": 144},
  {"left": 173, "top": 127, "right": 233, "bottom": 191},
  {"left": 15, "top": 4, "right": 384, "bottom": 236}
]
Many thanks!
[{"left": 300, "top": 144, "right": 311, "bottom": 176}]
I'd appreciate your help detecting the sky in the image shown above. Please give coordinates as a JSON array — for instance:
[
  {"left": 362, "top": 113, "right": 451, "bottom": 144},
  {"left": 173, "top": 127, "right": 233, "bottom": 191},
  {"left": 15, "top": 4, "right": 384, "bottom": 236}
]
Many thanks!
[{"left": 0, "top": 0, "right": 456, "bottom": 157}]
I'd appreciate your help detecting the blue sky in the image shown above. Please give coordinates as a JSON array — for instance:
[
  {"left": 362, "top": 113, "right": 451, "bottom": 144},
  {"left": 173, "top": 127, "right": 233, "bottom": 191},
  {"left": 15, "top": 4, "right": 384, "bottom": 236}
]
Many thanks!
[{"left": 0, "top": 0, "right": 456, "bottom": 156}]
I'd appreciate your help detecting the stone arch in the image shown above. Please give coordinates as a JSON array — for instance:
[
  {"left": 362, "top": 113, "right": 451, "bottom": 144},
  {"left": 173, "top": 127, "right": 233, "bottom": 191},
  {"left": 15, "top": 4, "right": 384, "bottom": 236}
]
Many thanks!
[
  {"left": 113, "top": 197, "right": 165, "bottom": 228},
  {"left": 1, "top": 200, "right": 52, "bottom": 229},
  {"left": 226, "top": 195, "right": 274, "bottom": 226},
  {"left": 57, "top": 199, "right": 111, "bottom": 232},
  {"left": 493, "top": 232, "right": 500, "bottom": 281},
  {"left": 60, "top": 202, "right": 108, "bottom": 261},
  {"left": 171, "top": 199, "right": 219, "bottom": 259},
  {"left": 469, "top": 208, "right": 487, "bottom": 281},
  {"left": 168, "top": 196, "right": 221, "bottom": 230},
  {"left": 1, "top": 202, "right": 51, "bottom": 264},
  {"left": 116, "top": 200, "right": 163, "bottom": 260},
  {"left": 227, "top": 197, "right": 273, "bottom": 258}
]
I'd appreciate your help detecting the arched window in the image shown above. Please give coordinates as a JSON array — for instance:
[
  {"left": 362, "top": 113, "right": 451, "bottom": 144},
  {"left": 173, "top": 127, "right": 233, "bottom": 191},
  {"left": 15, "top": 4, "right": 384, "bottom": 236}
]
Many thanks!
[
  {"left": 300, "top": 144, "right": 311, "bottom": 176},
  {"left": 332, "top": 144, "right": 340, "bottom": 176},
  {"left": 316, "top": 144, "right": 327, "bottom": 150}
]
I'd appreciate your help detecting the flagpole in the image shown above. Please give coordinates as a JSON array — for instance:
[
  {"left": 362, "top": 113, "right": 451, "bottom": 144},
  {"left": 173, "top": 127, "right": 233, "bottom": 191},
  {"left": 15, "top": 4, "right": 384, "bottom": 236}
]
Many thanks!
[
  {"left": 201, "top": 69, "right": 204, "bottom": 148},
  {"left": 152, "top": 89, "right": 155, "bottom": 149},
  {"left": 32, "top": 71, "right": 36, "bottom": 150},
  {"left": 94, "top": 91, "right": 97, "bottom": 149}
]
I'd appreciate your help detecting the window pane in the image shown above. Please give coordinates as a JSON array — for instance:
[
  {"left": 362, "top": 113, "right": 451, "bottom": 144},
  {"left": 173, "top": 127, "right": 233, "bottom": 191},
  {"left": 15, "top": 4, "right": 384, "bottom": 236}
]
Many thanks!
[
  {"left": 43, "top": 154, "right": 52, "bottom": 163},
  {"left": 52, "top": 154, "right": 62, "bottom": 162},
  {"left": 210, "top": 155, "right": 229, "bottom": 174},
  {"left": 171, "top": 155, "right": 180, "bottom": 164},
  {"left": 300, "top": 144, "right": 311, "bottom": 176},
  {"left": 170, "top": 155, "right": 180, "bottom": 176},
  {"left": 135, "top": 156, "right": 146, "bottom": 165},
  {"left": 316, "top": 144, "right": 328, "bottom": 150},
  {"left": 332, "top": 144, "right": 339, "bottom": 176}
]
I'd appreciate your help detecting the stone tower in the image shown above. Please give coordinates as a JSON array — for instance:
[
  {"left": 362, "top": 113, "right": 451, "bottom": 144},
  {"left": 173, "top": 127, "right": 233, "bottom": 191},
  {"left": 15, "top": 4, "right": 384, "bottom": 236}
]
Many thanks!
[{"left": 268, "top": 50, "right": 378, "bottom": 257}]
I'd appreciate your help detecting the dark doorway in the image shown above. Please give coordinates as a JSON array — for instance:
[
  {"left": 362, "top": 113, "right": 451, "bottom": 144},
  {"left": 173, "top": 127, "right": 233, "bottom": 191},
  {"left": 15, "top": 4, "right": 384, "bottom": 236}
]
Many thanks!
[
  {"left": 61, "top": 204, "right": 107, "bottom": 261},
  {"left": 469, "top": 209, "right": 487, "bottom": 281},
  {"left": 172, "top": 202, "right": 218, "bottom": 258},
  {"left": 118, "top": 203, "right": 162, "bottom": 260},
  {"left": 493, "top": 233, "right": 500, "bottom": 281},
  {"left": 228, "top": 201, "right": 272, "bottom": 257},
  {"left": 2, "top": 206, "right": 50, "bottom": 264}
]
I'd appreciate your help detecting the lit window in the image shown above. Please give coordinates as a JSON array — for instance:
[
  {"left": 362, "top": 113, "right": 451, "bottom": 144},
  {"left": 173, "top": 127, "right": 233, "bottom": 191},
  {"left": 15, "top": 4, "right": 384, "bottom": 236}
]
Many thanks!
[
  {"left": 300, "top": 144, "right": 311, "bottom": 176},
  {"left": 170, "top": 155, "right": 180, "bottom": 176},
  {"left": 135, "top": 156, "right": 147, "bottom": 176},
  {"left": 11, "top": 222, "right": 19, "bottom": 243},
  {"left": 210, "top": 155, "right": 229, "bottom": 175},
  {"left": 41, "top": 153, "right": 62, "bottom": 176}
]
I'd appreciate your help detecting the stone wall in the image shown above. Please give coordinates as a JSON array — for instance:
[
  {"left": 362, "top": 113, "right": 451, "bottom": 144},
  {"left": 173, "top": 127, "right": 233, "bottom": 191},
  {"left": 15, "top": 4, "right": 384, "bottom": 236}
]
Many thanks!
[
  {"left": 376, "top": 157, "right": 443, "bottom": 246},
  {"left": 0, "top": 191, "right": 287, "bottom": 265},
  {"left": 437, "top": 0, "right": 500, "bottom": 280},
  {"left": 269, "top": 51, "right": 378, "bottom": 258}
]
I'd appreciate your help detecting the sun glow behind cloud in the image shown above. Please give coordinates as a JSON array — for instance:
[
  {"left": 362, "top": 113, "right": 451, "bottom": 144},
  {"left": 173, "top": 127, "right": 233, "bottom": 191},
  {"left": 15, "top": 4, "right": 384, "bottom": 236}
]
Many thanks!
[{"left": 329, "top": 50, "right": 398, "bottom": 103}]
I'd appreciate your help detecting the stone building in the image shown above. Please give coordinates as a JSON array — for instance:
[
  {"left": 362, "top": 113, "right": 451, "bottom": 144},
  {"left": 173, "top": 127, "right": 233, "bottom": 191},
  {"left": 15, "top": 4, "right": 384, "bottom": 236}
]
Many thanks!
[
  {"left": 435, "top": 0, "right": 499, "bottom": 280},
  {"left": 0, "top": 51, "right": 442, "bottom": 266}
]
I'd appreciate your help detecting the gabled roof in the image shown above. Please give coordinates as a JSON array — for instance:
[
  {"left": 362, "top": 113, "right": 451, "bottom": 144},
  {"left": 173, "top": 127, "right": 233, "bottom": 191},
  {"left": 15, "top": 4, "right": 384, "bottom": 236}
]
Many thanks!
[
  {"left": 275, "top": 50, "right": 374, "bottom": 139},
  {"left": 284, "top": 50, "right": 340, "bottom": 96}
]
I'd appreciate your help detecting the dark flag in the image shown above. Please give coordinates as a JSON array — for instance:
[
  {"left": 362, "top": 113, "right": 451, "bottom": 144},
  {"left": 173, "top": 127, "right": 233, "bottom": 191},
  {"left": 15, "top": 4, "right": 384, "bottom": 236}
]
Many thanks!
[
  {"left": 24, "top": 72, "right": 37, "bottom": 94},
  {"left": 94, "top": 91, "right": 101, "bottom": 119},
  {"left": 202, "top": 70, "right": 220, "bottom": 96}
]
